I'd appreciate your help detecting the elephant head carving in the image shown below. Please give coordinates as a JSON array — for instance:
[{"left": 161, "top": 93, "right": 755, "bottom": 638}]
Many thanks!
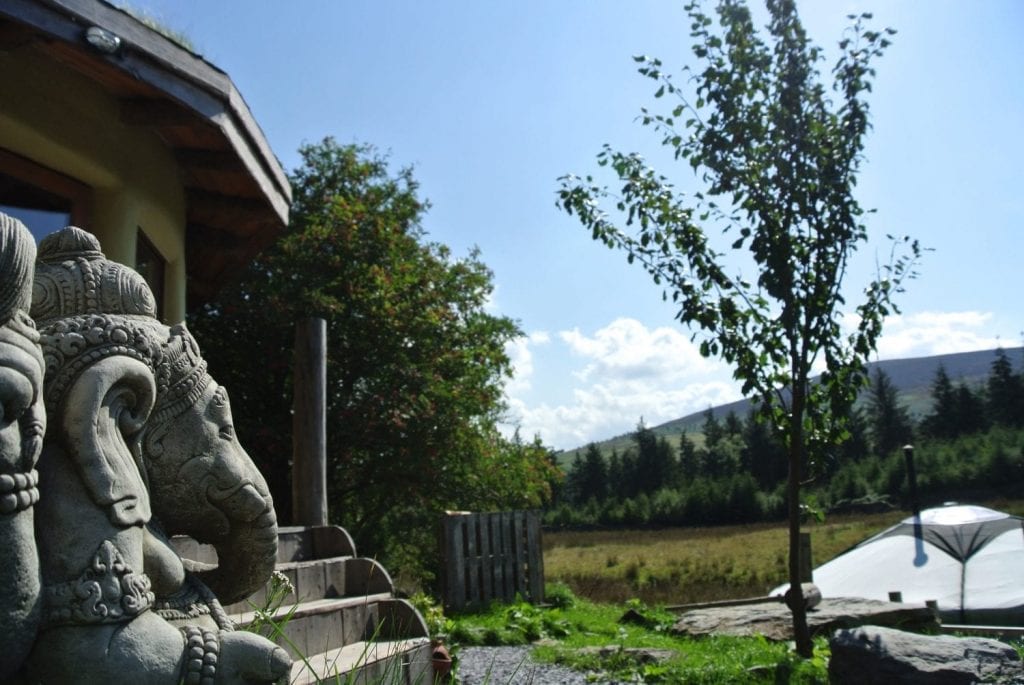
[
  {"left": 0, "top": 214, "right": 45, "bottom": 679},
  {"left": 59, "top": 355, "right": 155, "bottom": 527},
  {"left": 32, "top": 227, "right": 278, "bottom": 605}
]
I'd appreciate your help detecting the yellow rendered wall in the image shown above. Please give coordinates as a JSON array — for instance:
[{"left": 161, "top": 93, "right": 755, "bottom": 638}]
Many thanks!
[{"left": 0, "top": 47, "right": 187, "bottom": 323}]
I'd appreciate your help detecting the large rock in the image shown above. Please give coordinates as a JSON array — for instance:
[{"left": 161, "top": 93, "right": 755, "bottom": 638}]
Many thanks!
[
  {"left": 830, "top": 625, "right": 1024, "bottom": 684},
  {"left": 671, "top": 597, "right": 937, "bottom": 640}
]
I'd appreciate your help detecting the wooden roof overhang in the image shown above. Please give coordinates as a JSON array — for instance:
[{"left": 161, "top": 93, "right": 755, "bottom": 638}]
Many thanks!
[{"left": 0, "top": 0, "right": 292, "bottom": 309}]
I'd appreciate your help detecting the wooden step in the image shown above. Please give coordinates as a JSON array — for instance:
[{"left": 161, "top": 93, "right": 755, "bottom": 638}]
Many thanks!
[
  {"left": 231, "top": 593, "right": 393, "bottom": 629},
  {"left": 235, "top": 595, "right": 428, "bottom": 656},
  {"left": 223, "top": 554, "right": 396, "bottom": 614},
  {"left": 169, "top": 526, "right": 434, "bottom": 682},
  {"left": 289, "top": 638, "right": 432, "bottom": 685},
  {"left": 277, "top": 525, "right": 357, "bottom": 562},
  {"left": 170, "top": 525, "right": 358, "bottom": 568}
]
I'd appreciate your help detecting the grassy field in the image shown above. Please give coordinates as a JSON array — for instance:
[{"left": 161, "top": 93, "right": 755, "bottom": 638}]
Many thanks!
[{"left": 543, "top": 498, "right": 1024, "bottom": 605}]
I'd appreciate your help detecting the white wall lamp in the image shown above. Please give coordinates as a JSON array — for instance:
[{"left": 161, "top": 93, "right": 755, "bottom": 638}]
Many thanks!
[{"left": 84, "top": 26, "right": 122, "bottom": 55}]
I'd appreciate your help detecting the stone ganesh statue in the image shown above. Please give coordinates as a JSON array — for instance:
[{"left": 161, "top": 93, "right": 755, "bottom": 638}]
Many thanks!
[{"left": 0, "top": 224, "right": 292, "bottom": 683}]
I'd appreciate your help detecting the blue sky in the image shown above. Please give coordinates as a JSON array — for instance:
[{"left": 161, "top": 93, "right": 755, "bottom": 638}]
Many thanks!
[{"left": 137, "top": 0, "right": 1023, "bottom": 450}]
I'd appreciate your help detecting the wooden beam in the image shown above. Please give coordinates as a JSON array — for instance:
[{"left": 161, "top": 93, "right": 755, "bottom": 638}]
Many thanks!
[
  {"left": 0, "top": 18, "right": 42, "bottom": 51},
  {"left": 175, "top": 148, "right": 241, "bottom": 173},
  {"left": 121, "top": 98, "right": 196, "bottom": 127},
  {"left": 185, "top": 189, "right": 274, "bottom": 234},
  {"left": 185, "top": 222, "right": 243, "bottom": 251}
]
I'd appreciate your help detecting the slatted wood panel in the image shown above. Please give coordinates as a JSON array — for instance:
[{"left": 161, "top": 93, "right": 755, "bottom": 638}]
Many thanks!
[{"left": 441, "top": 511, "right": 544, "bottom": 612}]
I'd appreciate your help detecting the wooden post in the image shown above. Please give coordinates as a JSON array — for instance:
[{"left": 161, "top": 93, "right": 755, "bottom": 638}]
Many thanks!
[
  {"left": 526, "top": 510, "right": 544, "bottom": 603},
  {"left": 442, "top": 514, "right": 467, "bottom": 611},
  {"left": 292, "top": 317, "right": 328, "bottom": 526}
]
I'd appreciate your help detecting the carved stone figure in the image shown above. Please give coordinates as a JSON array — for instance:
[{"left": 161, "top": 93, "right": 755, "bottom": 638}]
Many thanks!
[
  {"left": 0, "top": 215, "right": 45, "bottom": 679},
  {"left": 21, "top": 226, "right": 290, "bottom": 683}
]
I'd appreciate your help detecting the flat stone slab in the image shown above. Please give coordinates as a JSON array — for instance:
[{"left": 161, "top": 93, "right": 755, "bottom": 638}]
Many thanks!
[{"left": 671, "top": 597, "right": 938, "bottom": 641}]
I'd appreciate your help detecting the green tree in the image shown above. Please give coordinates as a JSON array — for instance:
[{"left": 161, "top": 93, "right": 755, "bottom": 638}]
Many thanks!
[
  {"left": 723, "top": 410, "right": 744, "bottom": 438},
  {"left": 678, "top": 431, "right": 700, "bottom": 480},
  {"left": 921, "top": 364, "right": 958, "bottom": 440},
  {"left": 866, "top": 368, "right": 914, "bottom": 458},
  {"left": 955, "top": 381, "right": 988, "bottom": 436},
  {"left": 742, "top": 409, "right": 786, "bottom": 489},
  {"left": 606, "top": 448, "right": 626, "bottom": 499},
  {"left": 618, "top": 446, "right": 641, "bottom": 499},
  {"left": 633, "top": 421, "right": 678, "bottom": 493},
  {"left": 837, "top": 405, "right": 870, "bottom": 462},
  {"left": 578, "top": 443, "right": 609, "bottom": 502},
  {"left": 190, "top": 139, "right": 556, "bottom": 583},
  {"left": 564, "top": 452, "right": 587, "bottom": 505},
  {"left": 988, "top": 348, "right": 1023, "bottom": 427},
  {"left": 701, "top": 408, "right": 724, "bottom": 449},
  {"left": 558, "top": 0, "right": 918, "bottom": 654}
]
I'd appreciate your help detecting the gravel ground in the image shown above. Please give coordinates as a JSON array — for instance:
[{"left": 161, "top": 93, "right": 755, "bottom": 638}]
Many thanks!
[{"left": 454, "top": 646, "right": 621, "bottom": 685}]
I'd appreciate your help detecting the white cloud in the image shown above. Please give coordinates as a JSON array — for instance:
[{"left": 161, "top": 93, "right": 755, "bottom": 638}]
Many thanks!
[
  {"left": 560, "top": 317, "right": 720, "bottom": 383},
  {"left": 861, "top": 311, "right": 1005, "bottom": 360},
  {"left": 502, "top": 318, "right": 738, "bottom": 450},
  {"left": 503, "top": 331, "right": 550, "bottom": 396},
  {"left": 506, "top": 379, "right": 738, "bottom": 450}
]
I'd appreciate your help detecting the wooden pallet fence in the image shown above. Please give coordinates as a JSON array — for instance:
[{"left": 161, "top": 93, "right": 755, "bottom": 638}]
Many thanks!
[{"left": 440, "top": 510, "right": 544, "bottom": 612}]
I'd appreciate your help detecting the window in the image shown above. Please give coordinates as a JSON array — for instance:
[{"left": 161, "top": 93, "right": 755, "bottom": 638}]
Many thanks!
[
  {"left": 135, "top": 229, "right": 166, "bottom": 320},
  {"left": 0, "top": 148, "right": 90, "bottom": 243}
]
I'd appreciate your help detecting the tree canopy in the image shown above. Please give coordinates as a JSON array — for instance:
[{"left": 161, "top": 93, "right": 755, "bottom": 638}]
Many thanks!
[
  {"left": 558, "top": 0, "right": 918, "bottom": 655},
  {"left": 866, "top": 368, "right": 914, "bottom": 458},
  {"left": 189, "top": 138, "right": 557, "bottom": 585}
]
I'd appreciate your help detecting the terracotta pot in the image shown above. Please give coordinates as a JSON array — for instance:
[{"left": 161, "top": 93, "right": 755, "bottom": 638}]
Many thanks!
[{"left": 432, "top": 643, "right": 452, "bottom": 680}]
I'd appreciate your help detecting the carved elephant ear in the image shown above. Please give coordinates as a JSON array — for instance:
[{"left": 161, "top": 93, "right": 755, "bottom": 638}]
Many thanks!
[{"left": 60, "top": 356, "right": 156, "bottom": 527}]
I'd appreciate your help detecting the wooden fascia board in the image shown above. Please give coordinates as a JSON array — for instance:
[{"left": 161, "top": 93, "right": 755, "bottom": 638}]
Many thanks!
[
  {"left": 2, "top": 0, "right": 290, "bottom": 225},
  {"left": 208, "top": 109, "right": 290, "bottom": 225}
]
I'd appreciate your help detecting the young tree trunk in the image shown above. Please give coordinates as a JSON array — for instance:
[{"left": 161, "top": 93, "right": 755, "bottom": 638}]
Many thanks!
[{"left": 788, "top": 382, "right": 813, "bottom": 657}]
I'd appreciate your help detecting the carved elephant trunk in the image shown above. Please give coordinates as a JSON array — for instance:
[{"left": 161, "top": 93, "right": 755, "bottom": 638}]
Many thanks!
[{"left": 199, "top": 495, "right": 279, "bottom": 606}]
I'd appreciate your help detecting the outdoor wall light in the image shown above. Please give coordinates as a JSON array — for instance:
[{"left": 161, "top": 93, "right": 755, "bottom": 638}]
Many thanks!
[{"left": 84, "top": 26, "right": 122, "bottom": 54}]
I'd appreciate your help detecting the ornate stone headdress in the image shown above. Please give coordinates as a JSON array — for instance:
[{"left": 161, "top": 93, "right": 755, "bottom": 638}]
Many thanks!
[
  {"left": 31, "top": 227, "right": 210, "bottom": 423},
  {"left": 0, "top": 213, "right": 37, "bottom": 332},
  {"left": 0, "top": 214, "right": 45, "bottom": 487}
]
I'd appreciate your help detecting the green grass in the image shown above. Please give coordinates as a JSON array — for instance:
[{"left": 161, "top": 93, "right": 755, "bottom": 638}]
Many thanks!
[
  {"left": 448, "top": 587, "right": 829, "bottom": 683},
  {"left": 113, "top": 2, "right": 198, "bottom": 52}
]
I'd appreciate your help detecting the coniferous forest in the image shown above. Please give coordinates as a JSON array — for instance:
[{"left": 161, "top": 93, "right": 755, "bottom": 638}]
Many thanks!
[{"left": 546, "top": 348, "right": 1024, "bottom": 528}]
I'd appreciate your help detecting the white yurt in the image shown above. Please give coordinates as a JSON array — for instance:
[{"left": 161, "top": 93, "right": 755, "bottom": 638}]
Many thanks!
[{"left": 777, "top": 504, "right": 1024, "bottom": 625}]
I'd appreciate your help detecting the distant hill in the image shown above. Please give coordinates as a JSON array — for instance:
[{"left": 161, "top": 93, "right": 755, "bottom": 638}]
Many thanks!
[{"left": 559, "top": 346, "right": 1023, "bottom": 465}]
